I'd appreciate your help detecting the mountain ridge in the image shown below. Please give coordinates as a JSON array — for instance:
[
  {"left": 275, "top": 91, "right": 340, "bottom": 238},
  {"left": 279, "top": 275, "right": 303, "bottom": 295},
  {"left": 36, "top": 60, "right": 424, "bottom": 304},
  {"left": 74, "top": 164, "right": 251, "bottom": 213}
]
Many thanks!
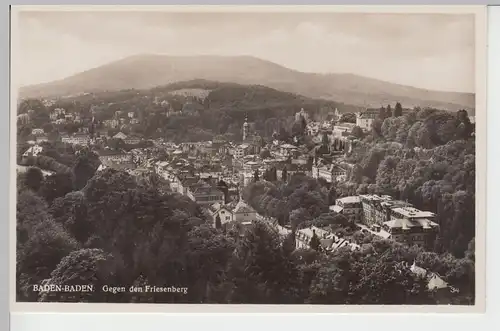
[{"left": 19, "top": 54, "right": 475, "bottom": 112}]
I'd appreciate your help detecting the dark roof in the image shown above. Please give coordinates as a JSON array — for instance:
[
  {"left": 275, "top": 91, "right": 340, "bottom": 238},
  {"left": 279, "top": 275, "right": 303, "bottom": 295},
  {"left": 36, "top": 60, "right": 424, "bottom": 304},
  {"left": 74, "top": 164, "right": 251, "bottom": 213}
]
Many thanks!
[
  {"left": 191, "top": 186, "right": 224, "bottom": 196},
  {"left": 97, "top": 149, "right": 126, "bottom": 156}
]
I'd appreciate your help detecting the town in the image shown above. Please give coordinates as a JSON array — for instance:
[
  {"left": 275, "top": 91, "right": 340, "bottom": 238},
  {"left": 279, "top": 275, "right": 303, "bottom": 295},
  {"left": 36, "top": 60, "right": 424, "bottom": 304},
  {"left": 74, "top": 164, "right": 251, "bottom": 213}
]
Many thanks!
[{"left": 16, "top": 88, "right": 476, "bottom": 306}]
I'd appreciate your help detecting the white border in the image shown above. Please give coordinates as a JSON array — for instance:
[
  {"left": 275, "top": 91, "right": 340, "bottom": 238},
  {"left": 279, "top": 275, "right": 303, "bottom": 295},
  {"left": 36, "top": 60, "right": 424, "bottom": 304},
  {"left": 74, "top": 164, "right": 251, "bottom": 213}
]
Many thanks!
[{"left": 9, "top": 5, "right": 488, "bottom": 314}]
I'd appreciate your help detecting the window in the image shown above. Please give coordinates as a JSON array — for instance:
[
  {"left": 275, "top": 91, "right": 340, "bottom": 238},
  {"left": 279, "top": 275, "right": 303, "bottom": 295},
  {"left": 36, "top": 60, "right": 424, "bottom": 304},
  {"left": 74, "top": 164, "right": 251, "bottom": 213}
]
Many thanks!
[{"left": 226, "top": 216, "right": 230, "bottom": 220}]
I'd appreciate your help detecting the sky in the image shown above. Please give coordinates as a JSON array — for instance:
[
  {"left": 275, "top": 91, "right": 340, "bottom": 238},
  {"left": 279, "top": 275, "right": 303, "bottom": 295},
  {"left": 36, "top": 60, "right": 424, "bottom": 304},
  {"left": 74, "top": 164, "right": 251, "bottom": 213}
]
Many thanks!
[{"left": 15, "top": 10, "right": 476, "bottom": 93}]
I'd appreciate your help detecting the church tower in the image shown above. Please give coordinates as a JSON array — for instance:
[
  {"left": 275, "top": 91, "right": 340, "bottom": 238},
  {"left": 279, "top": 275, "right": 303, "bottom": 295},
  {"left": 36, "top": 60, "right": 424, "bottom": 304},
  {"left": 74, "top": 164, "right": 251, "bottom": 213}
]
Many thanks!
[{"left": 243, "top": 114, "right": 249, "bottom": 141}]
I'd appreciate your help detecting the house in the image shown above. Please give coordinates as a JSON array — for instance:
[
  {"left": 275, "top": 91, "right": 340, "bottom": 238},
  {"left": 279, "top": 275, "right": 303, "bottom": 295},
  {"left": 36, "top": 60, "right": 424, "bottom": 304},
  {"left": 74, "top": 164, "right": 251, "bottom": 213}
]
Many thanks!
[
  {"left": 383, "top": 206, "right": 439, "bottom": 248},
  {"left": 31, "top": 128, "right": 44, "bottom": 135},
  {"left": 359, "top": 194, "right": 412, "bottom": 226},
  {"left": 296, "top": 226, "right": 331, "bottom": 250},
  {"left": 35, "top": 134, "right": 49, "bottom": 143},
  {"left": 22, "top": 144, "right": 43, "bottom": 157},
  {"left": 356, "top": 109, "right": 379, "bottom": 131},
  {"left": 409, "top": 261, "right": 451, "bottom": 291},
  {"left": 49, "top": 108, "right": 65, "bottom": 120},
  {"left": 280, "top": 143, "right": 297, "bottom": 156},
  {"left": 313, "top": 163, "right": 348, "bottom": 183},
  {"left": 113, "top": 132, "right": 128, "bottom": 140},
  {"left": 232, "top": 199, "right": 257, "bottom": 223},
  {"left": 332, "top": 123, "right": 356, "bottom": 137},
  {"left": 209, "top": 203, "right": 235, "bottom": 227},
  {"left": 97, "top": 159, "right": 136, "bottom": 172},
  {"left": 103, "top": 119, "right": 119, "bottom": 128},
  {"left": 61, "top": 133, "right": 90, "bottom": 145},
  {"left": 233, "top": 144, "right": 250, "bottom": 159},
  {"left": 97, "top": 149, "right": 132, "bottom": 163},
  {"left": 177, "top": 176, "right": 202, "bottom": 195},
  {"left": 331, "top": 196, "right": 363, "bottom": 222},
  {"left": 124, "top": 136, "right": 141, "bottom": 145},
  {"left": 187, "top": 184, "right": 225, "bottom": 207}
]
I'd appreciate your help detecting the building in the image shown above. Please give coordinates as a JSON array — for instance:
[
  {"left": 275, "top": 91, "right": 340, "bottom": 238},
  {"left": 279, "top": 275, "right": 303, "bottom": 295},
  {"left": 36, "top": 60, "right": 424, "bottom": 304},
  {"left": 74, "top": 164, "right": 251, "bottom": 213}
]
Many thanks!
[
  {"left": 61, "top": 133, "right": 90, "bottom": 145},
  {"left": 124, "top": 136, "right": 141, "bottom": 145},
  {"left": 296, "top": 226, "right": 330, "bottom": 249},
  {"left": 187, "top": 185, "right": 225, "bottom": 207},
  {"left": 330, "top": 196, "right": 362, "bottom": 222},
  {"left": 356, "top": 109, "right": 379, "bottom": 131},
  {"left": 313, "top": 163, "right": 348, "bottom": 183},
  {"left": 177, "top": 177, "right": 202, "bottom": 195},
  {"left": 103, "top": 119, "right": 119, "bottom": 128},
  {"left": 409, "top": 261, "right": 454, "bottom": 294},
  {"left": 22, "top": 144, "right": 43, "bottom": 157},
  {"left": 113, "top": 132, "right": 128, "bottom": 140},
  {"left": 280, "top": 144, "right": 297, "bottom": 156},
  {"left": 17, "top": 113, "right": 30, "bottom": 125},
  {"left": 232, "top": 199, "right": 258, "bottom": 223},
  {"left": 332, "top": 122, "right": 356, "bottom": 138},
  {"left": 234, "top": 144, "right": 250, "bottom": 159},
  {"left": 49, "top": 108, "right": 65, "bottom": 120},
  {"left": 97, "top": 149, "right": 132, "bottom": 163},
  {"left": 31, "top": 128, "right": 44, "bottom": 135},
  {"left": 209, "top": 203, "right": 234, "bottom": 226},
  {"left": 35, "top": 134, "right": 49, "bottom": 144},
  {"left": 383, "top": 206, "right": 439, "bottom": 248},
  {"left": 359, "top": 194, "right": 411, "bottom": 226}
]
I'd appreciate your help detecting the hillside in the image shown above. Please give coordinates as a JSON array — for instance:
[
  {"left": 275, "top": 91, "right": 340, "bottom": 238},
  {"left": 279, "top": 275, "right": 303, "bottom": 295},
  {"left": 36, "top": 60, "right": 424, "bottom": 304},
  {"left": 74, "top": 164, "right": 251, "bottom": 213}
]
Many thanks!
[
  {"left": 19, "top": 54, "right": 475, "bottom": 112},
  {"left": 26, "top": 80, "right": 355, "bottom": 143},
  {"left": 52, "top": 80, "right": 359, "bottom": 115}
]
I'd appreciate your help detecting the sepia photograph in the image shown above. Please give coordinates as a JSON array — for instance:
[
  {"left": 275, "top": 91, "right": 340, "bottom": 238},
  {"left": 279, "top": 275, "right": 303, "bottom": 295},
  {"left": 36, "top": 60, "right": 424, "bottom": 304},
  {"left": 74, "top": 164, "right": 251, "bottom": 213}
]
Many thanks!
[{"left": 10, "top": 5, "right": 485, "bottom": 310}]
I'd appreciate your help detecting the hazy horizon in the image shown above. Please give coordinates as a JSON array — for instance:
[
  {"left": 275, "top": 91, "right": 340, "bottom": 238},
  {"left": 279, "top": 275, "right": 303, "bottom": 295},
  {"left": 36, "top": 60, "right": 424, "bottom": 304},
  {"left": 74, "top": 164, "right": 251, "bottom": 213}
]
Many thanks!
[{"left": 15, "top": 11, "right": 476, "bottom": 93}]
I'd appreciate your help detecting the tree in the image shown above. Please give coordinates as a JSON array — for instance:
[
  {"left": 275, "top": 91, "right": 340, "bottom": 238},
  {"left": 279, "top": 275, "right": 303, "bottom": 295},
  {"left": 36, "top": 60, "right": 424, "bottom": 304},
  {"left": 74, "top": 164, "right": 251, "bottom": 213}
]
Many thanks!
[
  {"left": 386, "top": 105, "right": 392, "bottom": 118},
  {"left": 340, "top": 113, "right": 356, "bottom": 123},
  {"left": 253, "top": 170, "right": 259, "bottom": 182},
  {"left": 39, "top": 172, "right": 74, "bottom": 204},
  {"left": 281, "top": 166, "right": 288, "bottom": 182},
  {"left": 215, "top": 214, "right": 222, "bottom": 229},
  {"left": 40, "top": 249, "right": 114, "bottom": 302},
  {"left": 371, "top": 119, "right": 383, "bottom": 138},
  {"left": 321, "top": 132, "right": 329, "bottom": 147},
  {"left": 17, "top": 219, "right": 79, "bottom": 301},
  {"left": 227, "top": 222, "right": 301, "bottom": 304},
  {"left": 328, "top": 187, "right": 337, "bottom": 205},
  {"left": 24, "top": 167, "right": 44, "bottom": 191},
  {"left": 260, "top": 149, "right": 271, "bottom": 159},
  {"left": 351, "top": 126, "right": 364, "bottom": 139},
  {"left": 72, "top": 150, "right": 100, "bottom": 190},
  {"left": 393, "top": 102, "right": 403, "bottom": 117},
  {"left": 378, "top": 107, "right": 388, "bottom": 120},
  {"left": 309, "top": 230, "right": 321, "bottom": 251}
]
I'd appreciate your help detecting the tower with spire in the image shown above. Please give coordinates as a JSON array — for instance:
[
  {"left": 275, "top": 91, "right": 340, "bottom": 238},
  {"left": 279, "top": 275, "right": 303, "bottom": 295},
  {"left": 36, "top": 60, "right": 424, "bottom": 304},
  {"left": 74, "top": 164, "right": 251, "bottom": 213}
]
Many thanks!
[{"left": 243, "top": 114, "right": 249, "bottom": 141}]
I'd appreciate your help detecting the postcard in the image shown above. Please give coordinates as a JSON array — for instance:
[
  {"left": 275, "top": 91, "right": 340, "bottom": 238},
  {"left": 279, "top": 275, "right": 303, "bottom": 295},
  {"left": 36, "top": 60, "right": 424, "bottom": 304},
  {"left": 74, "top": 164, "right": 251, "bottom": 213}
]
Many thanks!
[{"left": 10, "top": 5, "right": 487, "bottom": 313}]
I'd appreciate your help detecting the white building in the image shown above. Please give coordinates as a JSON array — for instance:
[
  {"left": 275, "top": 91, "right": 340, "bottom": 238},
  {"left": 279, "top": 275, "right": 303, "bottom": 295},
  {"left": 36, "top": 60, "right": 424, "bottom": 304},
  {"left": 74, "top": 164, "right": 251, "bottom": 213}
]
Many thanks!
[
  {"left": 61, "top": 133, "right": 90, "bottom": 145},
  {"left": 22, "top": 144, "right": 43, "bottom": 157}
]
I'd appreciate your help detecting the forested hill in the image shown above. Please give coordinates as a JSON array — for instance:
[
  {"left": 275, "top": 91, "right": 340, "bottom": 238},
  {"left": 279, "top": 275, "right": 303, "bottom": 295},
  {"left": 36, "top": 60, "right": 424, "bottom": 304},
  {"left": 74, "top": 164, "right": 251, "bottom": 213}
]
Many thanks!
[
  {"left": 52, "top": 79, "right": 360, "bottom": 114},
  {"left": 20, "top": 80, "right": 359, "bottom": 143},
  {"left": 19, "top": 55, "right": 475, "bottom": 112}
]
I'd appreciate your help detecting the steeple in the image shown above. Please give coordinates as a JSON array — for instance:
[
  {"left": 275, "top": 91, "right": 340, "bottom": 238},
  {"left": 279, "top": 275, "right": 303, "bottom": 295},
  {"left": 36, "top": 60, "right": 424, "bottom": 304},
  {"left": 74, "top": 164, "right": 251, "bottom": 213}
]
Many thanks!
[{"left": 243, "top": 113, "right": 249, "bottom": 141}]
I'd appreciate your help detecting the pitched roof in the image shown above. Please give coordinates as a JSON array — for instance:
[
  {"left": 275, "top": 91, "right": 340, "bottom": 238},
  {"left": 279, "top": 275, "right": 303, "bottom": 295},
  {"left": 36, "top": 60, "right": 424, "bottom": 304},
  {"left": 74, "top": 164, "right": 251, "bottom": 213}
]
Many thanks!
[{"left": 233, "top": 200, "right": 256, "bottom": 214}]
